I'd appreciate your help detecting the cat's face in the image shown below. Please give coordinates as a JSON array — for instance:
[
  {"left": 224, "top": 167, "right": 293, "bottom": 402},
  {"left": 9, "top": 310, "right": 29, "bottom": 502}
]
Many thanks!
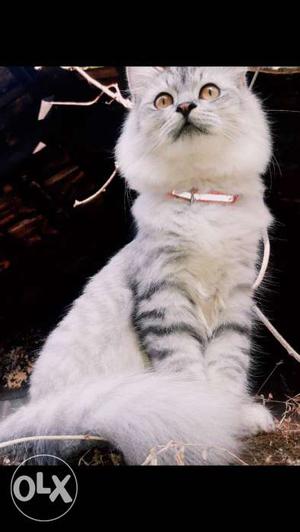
[
  {"left": 126, "top": 67, "right": 248, "bottom": 143},
  {"left": 116, "top": 67, "right": 272, "bottom": 193}
]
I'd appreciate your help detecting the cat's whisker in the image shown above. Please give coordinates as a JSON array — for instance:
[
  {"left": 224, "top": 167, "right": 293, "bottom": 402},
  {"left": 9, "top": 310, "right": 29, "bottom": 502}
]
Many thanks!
[{"left": 271, "top": 154, "right": 282, "bottom": 177}]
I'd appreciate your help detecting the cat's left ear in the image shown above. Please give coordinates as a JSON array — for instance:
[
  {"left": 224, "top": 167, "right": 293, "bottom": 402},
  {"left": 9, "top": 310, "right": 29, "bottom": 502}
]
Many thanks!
[
  {"left": 126, "top": 67, "right": 165, "bottom": 100},
  {"left": 233, "top": 67, "right": 248, "bottom": 88},
  {"left": 225, "top": 67, "right": 248, "bottom": 88}
]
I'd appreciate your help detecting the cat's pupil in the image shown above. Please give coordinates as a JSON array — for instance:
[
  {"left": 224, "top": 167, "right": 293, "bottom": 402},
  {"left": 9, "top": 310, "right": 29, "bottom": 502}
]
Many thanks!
[
  {"left": 154, "top": 93, "right": 173, "bottom": 109},
  {"left": 199, "top": 83, "right": 220, "bottom": 101}
]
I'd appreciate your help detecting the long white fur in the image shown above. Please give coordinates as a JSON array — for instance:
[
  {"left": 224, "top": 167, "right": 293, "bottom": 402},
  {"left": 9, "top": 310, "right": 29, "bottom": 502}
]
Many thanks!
[{"left": 0, "top": 67, "right": 275, "bottom": 464}]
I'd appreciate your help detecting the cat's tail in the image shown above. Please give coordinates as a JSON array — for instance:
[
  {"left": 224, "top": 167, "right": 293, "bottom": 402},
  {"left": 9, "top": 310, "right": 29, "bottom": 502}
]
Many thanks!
[{"left": 0, "top": 372, "right": 244, "bottom": 465}]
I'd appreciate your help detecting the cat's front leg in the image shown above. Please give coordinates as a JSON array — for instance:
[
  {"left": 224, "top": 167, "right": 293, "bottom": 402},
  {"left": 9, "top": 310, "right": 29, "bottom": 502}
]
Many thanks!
[
  {"left": 205, "top": 289, "right": 275, "bottom": 434},
  {"left": 205, "top": 281, "right": 256, "bottom": 397},
  {"left": 206, "top": 321, "right": 275, "bottom": 435},
  {"left": 205, "top": 317, "right": 251, "bottom": 397},
  {"left": 130, "top": 278, "right": 207, "bottom": 378}
]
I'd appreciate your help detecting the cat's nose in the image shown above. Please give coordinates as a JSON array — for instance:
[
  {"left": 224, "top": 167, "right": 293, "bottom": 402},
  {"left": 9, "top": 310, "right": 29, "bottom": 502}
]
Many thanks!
[{"left": 176, "top": 101, "right": 197, "bottom": 117}]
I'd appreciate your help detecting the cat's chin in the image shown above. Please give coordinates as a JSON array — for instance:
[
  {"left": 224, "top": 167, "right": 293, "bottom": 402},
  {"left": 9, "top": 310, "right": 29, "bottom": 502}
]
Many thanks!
[
  {"left": 160, "top": 130, "right": 224, "bottom": 163},
  {"left": 173, "top": 122, "right": 210, "bottom": 141}
]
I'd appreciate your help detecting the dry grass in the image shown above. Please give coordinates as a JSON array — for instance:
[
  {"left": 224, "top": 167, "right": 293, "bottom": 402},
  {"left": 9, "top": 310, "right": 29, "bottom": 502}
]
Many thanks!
[{"left": 241, "top": 394, "right": 300, "bottom": 465}]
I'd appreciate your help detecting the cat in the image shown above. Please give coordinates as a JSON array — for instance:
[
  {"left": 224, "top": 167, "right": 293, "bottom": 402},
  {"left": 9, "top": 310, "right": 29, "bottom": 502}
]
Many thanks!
[{"left": 0, "top": 67, "right": 275, "bottom": 465}]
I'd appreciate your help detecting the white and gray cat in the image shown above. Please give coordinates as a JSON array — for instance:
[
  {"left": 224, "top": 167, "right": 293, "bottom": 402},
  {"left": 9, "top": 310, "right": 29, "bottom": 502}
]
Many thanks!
[{"left": 0, "top": 67, "right": 275, "bottom": 465}]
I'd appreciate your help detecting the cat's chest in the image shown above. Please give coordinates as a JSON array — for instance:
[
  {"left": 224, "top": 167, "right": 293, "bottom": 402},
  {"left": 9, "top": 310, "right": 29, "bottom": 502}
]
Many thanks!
[
  {"left": 175, "top": 205, "right": 261, "bottom": 326},
  {"left": 178, "top": 203, "right": 260, "bottom": 264}
]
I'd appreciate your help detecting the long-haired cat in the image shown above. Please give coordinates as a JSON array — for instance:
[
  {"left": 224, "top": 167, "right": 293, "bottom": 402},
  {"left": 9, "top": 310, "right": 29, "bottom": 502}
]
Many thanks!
[{"left": 0, "top": 67, "right": 275, "bottom": 465}]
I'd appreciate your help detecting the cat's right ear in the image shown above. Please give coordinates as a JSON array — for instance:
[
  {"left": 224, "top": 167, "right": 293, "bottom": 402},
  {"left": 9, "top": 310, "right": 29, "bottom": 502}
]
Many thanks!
[{"left": 126, "top": 67, "right": 165, "bottom": 101}]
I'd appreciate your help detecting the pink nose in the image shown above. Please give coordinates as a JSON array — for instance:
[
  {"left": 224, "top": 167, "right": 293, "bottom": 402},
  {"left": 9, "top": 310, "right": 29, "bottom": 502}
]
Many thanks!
[{"left": 176, "top": 101, "right": 196, "bottom": 117}]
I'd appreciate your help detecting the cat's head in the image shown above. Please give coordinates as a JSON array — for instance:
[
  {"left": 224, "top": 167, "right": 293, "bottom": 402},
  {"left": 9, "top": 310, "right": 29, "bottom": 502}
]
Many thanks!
[{"left": 115, "top": 67, "right": 272, "bottom": 193}]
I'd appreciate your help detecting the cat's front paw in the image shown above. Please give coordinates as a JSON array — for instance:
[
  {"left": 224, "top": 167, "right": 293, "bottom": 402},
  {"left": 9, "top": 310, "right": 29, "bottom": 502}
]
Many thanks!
[{"left": 240, "top": 403, "right": 275, "bottom": 436}]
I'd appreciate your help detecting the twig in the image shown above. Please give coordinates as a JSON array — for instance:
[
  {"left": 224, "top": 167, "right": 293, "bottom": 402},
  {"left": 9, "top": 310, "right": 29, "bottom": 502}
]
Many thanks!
[
  {"left": 213, "top": 447, "right": 248, "bottom": 466},
  {"left": 249, "top": 67, "right": 261, "bottom": 89},
  {"left": 277, "top": 397, "right": 297, "bottom": 428},
  {"left": 0, "top": 434, "right": 106, "bottom": 450},
  {"left": 268, "top": 109, "right": 300, "bottom": 114},
  {"left": 253, "top": 230, "right": 270, "bottom": 290},
  {"left": 73, "top": 166, "right": 118, "bottom": 208},
  {"left": 256, "top": 360, "right": 284, "bottom": 395},
  {"left": 248, "top": 67, "right": 300, "bottom": 75},
  {"left": 77, "top": 447, "right": 99, "bottom": 466},
  {"left": 42, "top": 93, "right": 104, "bottom": 107},
  {"left": 254, "top": 306, "right": 300, "bottom": 364},
  {"left": 253, "top": 231, "right": 300, "bottom": 364},
  {"left": 72, "top": 67, "right": 133, "bottom": 109}
]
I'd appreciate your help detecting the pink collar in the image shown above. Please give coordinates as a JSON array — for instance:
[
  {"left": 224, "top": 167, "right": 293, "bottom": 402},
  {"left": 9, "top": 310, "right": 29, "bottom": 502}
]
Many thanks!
[{"left": 167, "top": 189, "right": 240, "bottom": 205}]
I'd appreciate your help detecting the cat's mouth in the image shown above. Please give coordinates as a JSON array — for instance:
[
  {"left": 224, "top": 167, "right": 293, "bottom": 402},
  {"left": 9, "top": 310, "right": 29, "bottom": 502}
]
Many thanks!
[{"left": 173, "top": 121, "right": 209, "bottom": 141}]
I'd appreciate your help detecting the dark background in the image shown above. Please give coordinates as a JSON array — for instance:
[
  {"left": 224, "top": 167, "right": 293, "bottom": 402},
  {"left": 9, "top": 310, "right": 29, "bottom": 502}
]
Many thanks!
[{"left": 0, "top": 66, "right": 299, "bottom": 400}]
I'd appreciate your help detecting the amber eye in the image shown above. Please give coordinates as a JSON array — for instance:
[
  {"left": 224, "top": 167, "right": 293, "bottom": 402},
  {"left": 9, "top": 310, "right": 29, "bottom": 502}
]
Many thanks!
[
  {"left": 154, "top": 92, "right": 174, "bottom": 109},
  {"left": 199, "top": 84, "right": 220, "bottom": 101}
]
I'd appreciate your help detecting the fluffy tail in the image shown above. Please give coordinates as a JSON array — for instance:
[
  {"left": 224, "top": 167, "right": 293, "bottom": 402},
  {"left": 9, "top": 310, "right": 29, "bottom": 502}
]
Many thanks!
[{"left": 0, "top": 372, "right": 244, "bottom": 465}]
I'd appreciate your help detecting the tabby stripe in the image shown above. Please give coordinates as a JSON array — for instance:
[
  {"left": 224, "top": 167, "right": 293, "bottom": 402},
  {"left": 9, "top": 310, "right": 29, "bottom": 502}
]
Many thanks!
[
  {"left": 136, "top": 280, "right": 196, "bottom": 307},
  {"left": 135, "top": 280, "right": 169, "bottom": 301},
  {"left": 134, "top": 308, "right": 166, "bottom": 323},
  {"left": 212, "top": 322, "right": 251, "bottom": 339},
  {"left": 140, "top": 323, "right": 205, "bottom": 348}
]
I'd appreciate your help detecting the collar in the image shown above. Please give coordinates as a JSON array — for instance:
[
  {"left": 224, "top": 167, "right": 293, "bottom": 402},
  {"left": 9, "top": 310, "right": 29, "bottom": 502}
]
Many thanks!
[{"left": 167, "top": 188, "right": 240, "bottom": 205}]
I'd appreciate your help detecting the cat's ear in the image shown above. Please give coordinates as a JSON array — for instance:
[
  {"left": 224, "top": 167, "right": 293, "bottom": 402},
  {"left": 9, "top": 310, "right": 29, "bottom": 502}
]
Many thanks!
[
  {"left": 126, "top": 67, "right": 165, "bottom": 100},
  {"left": 232, "top": 67, "right": 248, "bottom": 88},
  {"left": 223, "top": 67, "right": 248, "bottom": 88}
]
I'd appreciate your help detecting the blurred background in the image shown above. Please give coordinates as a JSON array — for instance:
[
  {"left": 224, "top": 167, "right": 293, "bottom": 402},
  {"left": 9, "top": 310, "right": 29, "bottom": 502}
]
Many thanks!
[{"left": 0, "top": 66, "right": 299, "bottom": 406}]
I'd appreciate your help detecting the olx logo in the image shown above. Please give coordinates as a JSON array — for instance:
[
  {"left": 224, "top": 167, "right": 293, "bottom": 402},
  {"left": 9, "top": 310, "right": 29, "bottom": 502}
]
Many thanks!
[{"left": 10, "top": 455, "right": 78, "bottom": 522}]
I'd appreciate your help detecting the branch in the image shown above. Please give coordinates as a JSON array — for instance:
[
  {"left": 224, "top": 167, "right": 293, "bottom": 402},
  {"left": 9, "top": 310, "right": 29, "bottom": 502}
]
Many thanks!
[
  {"left": 72, "top": 67, "right": 133, "bottom": 109},
  {"left": 254, "top": 306, "right": 300, "bottom": 364},
  {"left": 73, "top": 165, "right": 118, "bottom": 208},
  {"left": 253, "top": 230, "right": 270, "bottom": 290},
  {"left": 42, "top": 92, "right": 104, "bottom": 107},
  {"left": 0, "top": 434, "right": 106, "bottom": 450},
  {"left": 248, "top": 67, "right": 300, "bottom": 74}
]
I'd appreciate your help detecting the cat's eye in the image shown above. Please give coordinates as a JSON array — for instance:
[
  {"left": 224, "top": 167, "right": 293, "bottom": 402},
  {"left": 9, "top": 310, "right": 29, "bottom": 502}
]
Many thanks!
[
  {"left": 154, "top": 93, "right": 174, "bottom": 109},
  {"left": 199, "top": 84, "right": 220, "bottom": 101}
]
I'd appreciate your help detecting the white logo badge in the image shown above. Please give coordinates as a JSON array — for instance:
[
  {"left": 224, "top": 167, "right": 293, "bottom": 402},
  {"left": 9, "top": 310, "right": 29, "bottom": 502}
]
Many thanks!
[{"left": 10, "top": 454, "right": 78, "bottom": 522}]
